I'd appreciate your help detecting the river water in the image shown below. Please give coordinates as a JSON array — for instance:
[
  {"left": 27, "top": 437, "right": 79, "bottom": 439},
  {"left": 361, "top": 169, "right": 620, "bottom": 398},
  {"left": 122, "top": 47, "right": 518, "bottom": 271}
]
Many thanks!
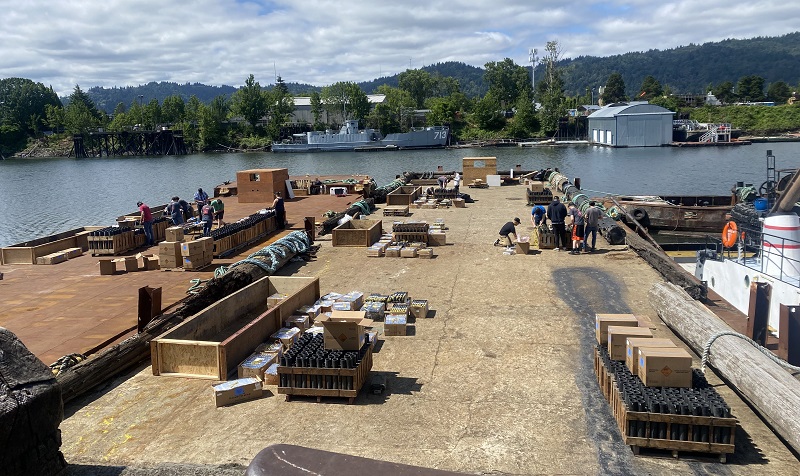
[{"left": 0, "top": 143, "right": 797, "bottom": 247}]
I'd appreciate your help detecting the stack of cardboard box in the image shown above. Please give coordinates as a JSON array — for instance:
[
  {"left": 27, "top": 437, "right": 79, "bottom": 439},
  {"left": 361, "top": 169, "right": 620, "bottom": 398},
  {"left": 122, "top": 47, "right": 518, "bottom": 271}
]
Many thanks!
[
  {"left": 181, "top": 237, "right": 213, "bottom": 270},
  {"left": 158, "top": 227, "right": 184, "bottom": 269}
]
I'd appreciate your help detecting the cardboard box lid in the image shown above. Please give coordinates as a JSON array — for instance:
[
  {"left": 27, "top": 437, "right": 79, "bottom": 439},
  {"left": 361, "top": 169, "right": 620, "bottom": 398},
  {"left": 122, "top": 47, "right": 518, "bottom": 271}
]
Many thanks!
[
  {"left": 212, "top": 377, "right": 261, "bottom": 392},
  {"left": 318, "top": 311, "right": 372, "bottom": 326},
  {"left": 607, "top": 326, "right": 652, "bottom": 337},
  {"left": 639, "top": 347, "right": 693, "bottom": 358}
]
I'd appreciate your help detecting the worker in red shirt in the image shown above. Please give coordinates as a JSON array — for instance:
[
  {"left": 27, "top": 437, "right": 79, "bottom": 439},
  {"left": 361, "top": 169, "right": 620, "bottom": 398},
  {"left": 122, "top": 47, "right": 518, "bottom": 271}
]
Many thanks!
[{"left": 137, "top": 201, "right": 154, "bottom": 246}]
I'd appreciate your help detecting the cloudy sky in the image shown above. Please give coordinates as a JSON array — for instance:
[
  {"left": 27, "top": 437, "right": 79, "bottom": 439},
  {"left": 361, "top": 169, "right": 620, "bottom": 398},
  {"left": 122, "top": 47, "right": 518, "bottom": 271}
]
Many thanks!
[{"left": 2, "top": 0, "right": 798, "bottom": 96}]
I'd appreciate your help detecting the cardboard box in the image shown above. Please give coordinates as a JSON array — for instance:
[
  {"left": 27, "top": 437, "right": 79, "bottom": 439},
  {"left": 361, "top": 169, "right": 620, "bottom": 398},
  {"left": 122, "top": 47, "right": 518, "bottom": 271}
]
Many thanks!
[
  {"left": 144, "top": 256, "right": 160, "bottom": 270},
  {"left": 367, "top": 330, "right": 379, "bottom": 349},
  {"left": 607, "top": 326, "right": 653, "bottom": 360},
  {"left": 529, "top": 182, "right": 545, "bottom": 193},
  {"left": 317, "top": 311, "right": 373, "bottom": 350},
  {"left": 165, "top": 226, "right": 185, "bottom": 242},
  {"left": 296, "top": 305, "right": 320, "bottom": 322},
  {"left": 318, "top": 299, "right": 335, "bottom": 313},
  {"left": 180, "top": 240, "right": 206, "bottom": 257},
  {"left": 626, "top": 338, "right": 678, "bottom": 374},
  {"left": 385, "top": 246, "right": 403, "bottom": 258},
  {"left": 64, "top": 247, "right": 83, "bottom": 259},
  {"left": 271, "top": 327, "right": 301, "bottom": 349},
  {"left": 429, "top": 232, "right": 447, "bottom": 246},
  {"left": 212, "top": 377, "right": 263, "bottom": 407},
  {"left": 400, "top": 247, "right": 418, "bottom": 258},
  {"left": 410, "top": 300, "right": 429, "bottom": 319},
  {"left": 337, "top": 292, "right": 363, "bottom": 310},
  {"left": 418, "top": 248, "right": 434, "bottom": 259},
  {"left": 238, "top": 351, "right": 280, "bottom": 380},
  {"left": 98, "top": 258, "right": 116, "bottom": 275},
  {"left": 263, "top": 363, "right": 279, "bottom": 386},
  {"left": 332, "top": 301, "right": 355, "bottom": 311},
  {"left": 196, "top": 236, "right": 214, "bottom": 254},
  {"left": 453, "top": 198, "right": 465, "bottom": 208},
  {"left": 267, "top": 293, "right": 289, "bottom": 308},
  {"left": 638, "top": 347, "right": 693, "bottom": 388},
  {"left": 183, "top": 254, "right": 210, "bottom": 270},
  {"left": 284, "top": 315, "right": 309, "bottom": 331},
  {"left": 595, "top": 314, "right": 639, "bottom": 346},
  {"left": 123, "top": 256, "right": 139, "bottom": 272},
  {"left": 514, "top": 241, "right": 530, "bottom": 255},
  {"left": 159, "top": 255, "right": 179, "bottom": 268},
  {"left": 384, "top": 315, "right": 407, "bottom": 336},
  {"left": 158, "top": 241, "right": 182, "bottom": 258},
  {"left": 360, "top": 301, "right": 386, "bottom": 320},
  {"left": 37, "top": 252, "right": 68, "bottom": 265}
]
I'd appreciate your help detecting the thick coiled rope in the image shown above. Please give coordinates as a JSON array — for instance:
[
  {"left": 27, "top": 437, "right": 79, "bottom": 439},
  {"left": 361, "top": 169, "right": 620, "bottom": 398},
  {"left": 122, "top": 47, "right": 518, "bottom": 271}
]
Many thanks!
[
  {"left": 187, "top": 231, "right": 311, "bottom": 294},
  {"left": 701, "top": 330, "right": 800, "bottom": 374}
]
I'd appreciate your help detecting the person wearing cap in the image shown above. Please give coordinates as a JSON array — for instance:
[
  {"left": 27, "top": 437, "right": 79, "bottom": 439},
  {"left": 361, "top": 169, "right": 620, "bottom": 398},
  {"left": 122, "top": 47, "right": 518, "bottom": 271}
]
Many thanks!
[
  {"left": 138, "top": 201, "right": 154, "bottom": 246},
  {"left": 494, "top": 217, "right": 521, "bottom": 247}
]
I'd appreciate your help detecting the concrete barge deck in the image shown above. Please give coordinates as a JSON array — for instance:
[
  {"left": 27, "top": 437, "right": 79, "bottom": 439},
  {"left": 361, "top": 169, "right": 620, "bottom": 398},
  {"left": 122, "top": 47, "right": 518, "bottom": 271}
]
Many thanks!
[{"left": 49, "top": 185, "right": 798, "bottom": 475}]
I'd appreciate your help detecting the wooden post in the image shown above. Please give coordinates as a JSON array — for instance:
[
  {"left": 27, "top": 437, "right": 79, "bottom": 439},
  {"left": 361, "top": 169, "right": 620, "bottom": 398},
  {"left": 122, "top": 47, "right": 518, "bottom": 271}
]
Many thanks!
[
  {"left": 746, "top": 282, "right": 770, "bottom": 346},
  {"left": 304, "top": 216, "right": 316, "bottom": 243},
  {"left": 138, "top": 286, "right": 162, "bottom": 334},
  {"left": 649, "top": 282, "right": 800, "bottom": 455},
  {"left": 778, "top": 304, "right": 800, "bottom": 366}
]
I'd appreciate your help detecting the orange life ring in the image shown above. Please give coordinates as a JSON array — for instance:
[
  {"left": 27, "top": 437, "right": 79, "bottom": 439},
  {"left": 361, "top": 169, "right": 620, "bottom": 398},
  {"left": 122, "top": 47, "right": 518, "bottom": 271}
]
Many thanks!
[{"left": 722, "top": 221, "right": 738, "bottom": 247}]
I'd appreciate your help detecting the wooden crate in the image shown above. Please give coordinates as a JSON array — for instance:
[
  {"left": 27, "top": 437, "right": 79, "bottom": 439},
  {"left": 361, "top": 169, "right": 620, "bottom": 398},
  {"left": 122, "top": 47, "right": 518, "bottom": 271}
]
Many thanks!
[
  {"left": 277, "top": 346, "right": 373, "bottom": 404},
  {"left": 386, "top": 186, "right": 422, "bottom": 206},
  {"left": 332, "top": 219, "right": 383, "bottom": 247},
  {"left": 462, "top": 157, "right": 497, "bottom": 184},
  {"left": 594, "top": 348, "right": 736, "bottom": 462},
  {"left": 151, "top": 276, "right": 320, "bottom": 380}
]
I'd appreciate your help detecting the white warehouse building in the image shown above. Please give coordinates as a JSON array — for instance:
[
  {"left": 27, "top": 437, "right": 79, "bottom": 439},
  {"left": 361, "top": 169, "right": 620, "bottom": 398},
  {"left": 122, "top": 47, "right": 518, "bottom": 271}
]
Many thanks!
[{"left": 587, "top": 101, "right": 674, "bottom": 147}]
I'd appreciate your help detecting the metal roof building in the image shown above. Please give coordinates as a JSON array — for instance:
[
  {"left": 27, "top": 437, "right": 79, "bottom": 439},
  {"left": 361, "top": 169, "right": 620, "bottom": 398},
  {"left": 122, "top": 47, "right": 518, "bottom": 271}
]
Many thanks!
[{"left": 587, "top": 101, "right": 674, "bottom": 147}]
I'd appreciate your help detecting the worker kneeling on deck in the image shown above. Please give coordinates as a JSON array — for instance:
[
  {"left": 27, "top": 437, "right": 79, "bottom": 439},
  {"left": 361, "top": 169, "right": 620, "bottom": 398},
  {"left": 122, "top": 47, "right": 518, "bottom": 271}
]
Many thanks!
[{"left": 494, "top": 218, "right": 520, "bottom": 247}]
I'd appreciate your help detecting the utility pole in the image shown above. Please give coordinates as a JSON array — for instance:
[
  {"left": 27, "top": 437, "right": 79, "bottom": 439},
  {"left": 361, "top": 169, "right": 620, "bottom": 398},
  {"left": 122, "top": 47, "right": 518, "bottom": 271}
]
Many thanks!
[{"left": 528, "top": 48, "right": 538, "bottom": 100}]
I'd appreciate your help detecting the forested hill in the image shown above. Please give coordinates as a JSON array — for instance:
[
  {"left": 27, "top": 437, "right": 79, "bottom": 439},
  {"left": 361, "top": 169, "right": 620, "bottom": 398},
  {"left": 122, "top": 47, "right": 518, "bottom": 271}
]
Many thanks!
[
  {"left": 81, "top": 32, "right": 800, "bottom": 110},
  {"left": 558, "top": 32, "right": 800, "bottom": 96}
]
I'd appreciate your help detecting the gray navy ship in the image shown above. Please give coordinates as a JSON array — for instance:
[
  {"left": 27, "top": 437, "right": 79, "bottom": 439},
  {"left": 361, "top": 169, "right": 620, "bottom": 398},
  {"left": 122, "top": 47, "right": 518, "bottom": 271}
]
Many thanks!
[{"left": 272, "top": 120, "right": 449, "bottom": 152}]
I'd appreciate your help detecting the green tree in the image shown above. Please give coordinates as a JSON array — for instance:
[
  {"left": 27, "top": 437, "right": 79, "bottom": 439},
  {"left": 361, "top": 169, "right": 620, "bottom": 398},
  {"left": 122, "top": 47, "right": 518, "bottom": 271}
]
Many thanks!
[
  {"left": 266, "top": 76, "right": 295, "bottom": 140},
  {"left": 309, "top": 91, "right": 324, "bottom": 129},
  {"left": 0, "top": 78, "right": 62, "bottom": 137},
  {"left": 398, "top": 69, "right": 434, "bottom": 109},
  {"left": 320, "top": 82, "right": 369, "bottom": 123},
  {"left": 484, "top": 58, "right": 532, "bottom": 108},
  {"left": 712, "top": 81, "right": 736, "bottom": 104},
  {"left": 737, "top": 75, "right": 765, "bottom": 102},
  {"left": 368, "top": 85, "right": 414, "bottom": 134},
  {"left": 766, "top": 81, "right": 792, "bottom": 104},
  {"left": 162, "top": 95, "right": 185, "bottom": 123},
  {"left": 66, "top": 85, "right": 103, "bottom": 121},
  {"left": 63, "top": 85, "right": 104, "bottom": 134},
  {"left": 231, "top": 74, "right": 268, "bottom": 129},
  {"left": 639, "top": 75, "right": 663, "bottom": 100},
  {"left": 44, "top": 104, "right": 65, "bottom": 133},
  {"left": 509, "top": 89, "right": 537, "bottom": 138},
  {"left": 471, "top": 91, "right": 505, "bottom": 130},
  {"left": 431, "top": 74, "right": 460, "bottom": 98},
  {"left": 199, "top": 96, "right": 229, "bottom": 150},
  {"left": 601, "top": 73, "right": 627, "bottom": 104},
  {"left": 427, "top": 92, "right": 469, "bottom": 128},
  {"left": 144, "top": 98, "right": 162, "bottom": 128},
  {"left": 185, "top": 95, "right": 203, "bottom": 124},
  {"left": 537, "top": 41, "right": 566, "bottom": 135}
]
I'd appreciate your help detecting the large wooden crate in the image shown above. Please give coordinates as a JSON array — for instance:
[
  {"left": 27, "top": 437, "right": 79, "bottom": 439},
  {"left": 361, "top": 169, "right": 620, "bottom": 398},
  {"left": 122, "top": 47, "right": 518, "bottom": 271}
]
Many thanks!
[
  {"left": 151, "top": 276, "right": 319, "bottom": 380},
  {"left": 278, "top": 346, "right": 373, "bottom": 403},
  {"left": 462, "top": 157, "right": 497, "bottom": 184},
  {"left": 332, "top": 219, "right": 383, "bottom": 247},
  {"left": 1, "top": 226, "right": 100, "bottom": 265},
  {"left": 386, "top": 186, "right": 422, "bottom": 206}
]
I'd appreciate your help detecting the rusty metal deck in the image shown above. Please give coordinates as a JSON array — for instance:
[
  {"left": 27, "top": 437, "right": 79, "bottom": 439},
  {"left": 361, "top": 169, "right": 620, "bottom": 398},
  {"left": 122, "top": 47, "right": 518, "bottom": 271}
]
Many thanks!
[{"left": 0, "top": 193, "right": 352, "bottom": 365}]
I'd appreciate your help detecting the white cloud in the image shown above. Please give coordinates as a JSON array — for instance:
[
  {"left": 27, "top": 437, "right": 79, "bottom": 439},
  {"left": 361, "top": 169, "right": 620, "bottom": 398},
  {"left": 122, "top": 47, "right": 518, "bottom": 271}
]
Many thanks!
[{"left": 0, "top": 0, "right": 797, "bottom": 96}]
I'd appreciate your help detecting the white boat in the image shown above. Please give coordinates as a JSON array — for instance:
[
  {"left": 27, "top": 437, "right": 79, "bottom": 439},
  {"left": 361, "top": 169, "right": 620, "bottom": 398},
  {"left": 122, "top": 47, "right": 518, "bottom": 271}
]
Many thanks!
[
  {"left": 696, "top": 158, "right": 800, "bottom": 339},
  {"left": 272, "top": 120, "right": 449, "bottom": 153}
]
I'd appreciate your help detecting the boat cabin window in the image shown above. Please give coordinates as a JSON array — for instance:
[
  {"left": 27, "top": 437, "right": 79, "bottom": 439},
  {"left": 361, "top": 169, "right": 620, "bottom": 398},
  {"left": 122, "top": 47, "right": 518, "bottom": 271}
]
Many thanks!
[{"left": 250, "top": 173, "right": 260, "bottom": 182}]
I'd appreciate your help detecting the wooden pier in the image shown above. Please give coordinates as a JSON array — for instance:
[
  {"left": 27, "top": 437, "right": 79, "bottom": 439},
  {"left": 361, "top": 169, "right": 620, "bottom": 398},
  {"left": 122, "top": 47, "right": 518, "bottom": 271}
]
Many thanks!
[{"left": 70, "top": 129, "right": 188, "bottom": 158}]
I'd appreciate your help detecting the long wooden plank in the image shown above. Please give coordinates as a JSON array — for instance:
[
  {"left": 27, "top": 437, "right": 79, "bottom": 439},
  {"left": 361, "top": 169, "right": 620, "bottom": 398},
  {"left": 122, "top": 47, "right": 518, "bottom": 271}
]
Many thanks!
[{"left": 650, "top": 282, "right": 800, "bottom": 455}]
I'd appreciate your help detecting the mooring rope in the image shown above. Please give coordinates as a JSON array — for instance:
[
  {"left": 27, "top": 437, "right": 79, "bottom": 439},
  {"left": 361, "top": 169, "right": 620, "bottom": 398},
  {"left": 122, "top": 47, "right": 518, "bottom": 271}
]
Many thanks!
[{"left": 186, "top": 231, "right": 311, "bottom": 294}]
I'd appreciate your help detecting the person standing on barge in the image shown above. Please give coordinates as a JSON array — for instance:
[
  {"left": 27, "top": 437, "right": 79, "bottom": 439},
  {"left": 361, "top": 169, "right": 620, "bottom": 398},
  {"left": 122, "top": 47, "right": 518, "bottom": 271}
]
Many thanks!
[
  {"left": 272, "top": 192, "right": 286, "bottom": 229},
  {"left": 137, "top": 201, "right": 154, "bottom": 246}
]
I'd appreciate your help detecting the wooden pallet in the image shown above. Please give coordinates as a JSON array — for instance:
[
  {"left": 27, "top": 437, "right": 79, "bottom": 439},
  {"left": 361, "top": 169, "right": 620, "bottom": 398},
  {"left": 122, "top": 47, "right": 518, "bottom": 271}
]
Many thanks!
[
  {"left": 594, "top": 348, "right": 736, "bottom": 462},
  {"left": 277, "top": 346, "right": 372, "bottom": 404}
]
